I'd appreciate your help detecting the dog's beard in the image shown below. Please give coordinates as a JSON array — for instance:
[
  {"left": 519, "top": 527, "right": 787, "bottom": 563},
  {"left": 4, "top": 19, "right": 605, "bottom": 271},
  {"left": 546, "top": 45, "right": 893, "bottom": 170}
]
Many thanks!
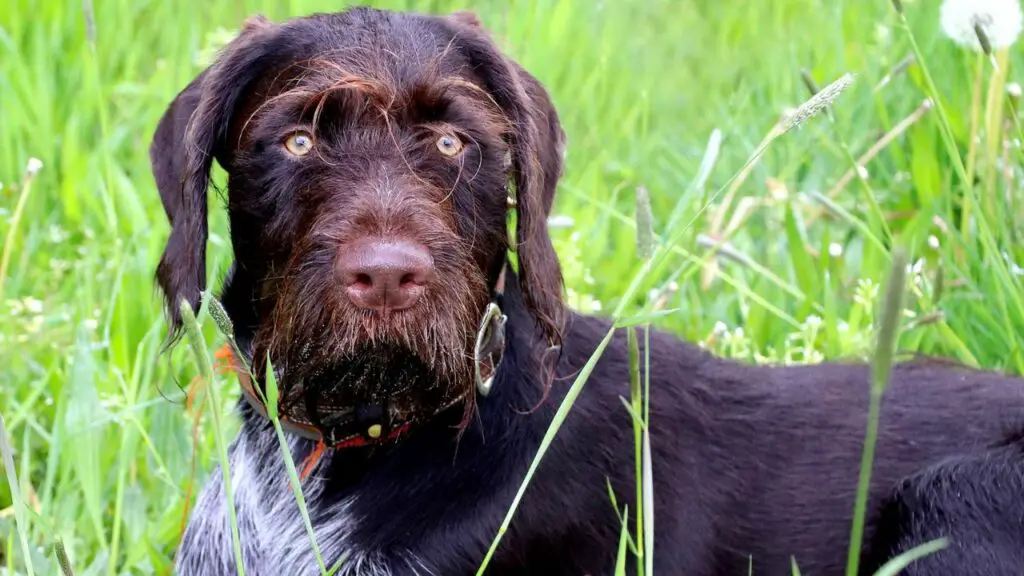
[{"left": 250, "top": 242, "right": 489, "bottom": 428}]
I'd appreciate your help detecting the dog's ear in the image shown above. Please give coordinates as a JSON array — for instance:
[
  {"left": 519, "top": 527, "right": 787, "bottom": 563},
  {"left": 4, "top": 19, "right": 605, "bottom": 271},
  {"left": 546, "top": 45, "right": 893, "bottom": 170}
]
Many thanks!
[
  {"left": 150, "top": 14, "right": 284, "bottom": 335},
  {"left": 445, "top": 12, "right": 568, "bottom": 347}
]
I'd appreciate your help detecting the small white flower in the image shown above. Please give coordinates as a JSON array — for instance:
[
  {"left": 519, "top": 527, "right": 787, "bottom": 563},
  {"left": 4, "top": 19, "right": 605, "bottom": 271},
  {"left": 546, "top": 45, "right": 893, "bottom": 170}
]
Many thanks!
[
  {"left": 928, "top": 235, "right": 941, "bottom": 250},
  {"left": 84, "top": 318, "right": 99, "bottom": 331},
  {"left": 47, "top": 224, "right": 69, "bottom": 244},
  {"left": 856, "top": 166, "right": 870, "bottom": 180},
  {"left": 49, "top": 259, "right": 70, "bottom": 274},
  {"left": 1009, "top": 82, "right": 1023, "bottom": 99},
  {"left": 940, "top": 0, "right": 1023, "bottom": 52},
  {"left": 829, "top": 242, "right": 844, "bottom": 258},
  {"left": 804, "top": 315, "right": 823, "bottom": 328},
  {"left": 23, "top": 297, "right": 43, "bottom": 314},
  {"left": 713, "top": 321, "right": 729, "bottom": 336},
  {"left": 876, "top": 24, "right": 892, "bottom": 45},
  {"left": 906, "top": 258, "right": 925, "bottom": 275},
  {"left": 547, "top": 215, "right": 575, "bottom": 229},
  {"left": 25, "top": 157, "right": 43, "bottom": 176}
]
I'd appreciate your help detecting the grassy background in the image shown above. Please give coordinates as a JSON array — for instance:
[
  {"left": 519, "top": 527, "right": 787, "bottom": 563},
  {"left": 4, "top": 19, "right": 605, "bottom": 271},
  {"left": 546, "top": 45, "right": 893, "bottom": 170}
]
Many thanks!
[{"left": 2, "top": 0, "right": 1024, "bottom": 573}]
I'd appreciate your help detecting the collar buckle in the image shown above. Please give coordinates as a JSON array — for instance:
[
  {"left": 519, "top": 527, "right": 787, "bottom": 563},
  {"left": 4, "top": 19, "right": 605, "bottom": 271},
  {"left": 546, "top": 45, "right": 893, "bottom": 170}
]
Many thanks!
[{"left": 474, "top": 301, "right": 507, "bottom": 397}]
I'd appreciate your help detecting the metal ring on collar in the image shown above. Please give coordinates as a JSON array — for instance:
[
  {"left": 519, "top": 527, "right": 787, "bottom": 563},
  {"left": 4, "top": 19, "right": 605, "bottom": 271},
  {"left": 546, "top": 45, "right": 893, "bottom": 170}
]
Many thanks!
[{"left": 474, "top": 302, "right": 507, "bottom": 397}]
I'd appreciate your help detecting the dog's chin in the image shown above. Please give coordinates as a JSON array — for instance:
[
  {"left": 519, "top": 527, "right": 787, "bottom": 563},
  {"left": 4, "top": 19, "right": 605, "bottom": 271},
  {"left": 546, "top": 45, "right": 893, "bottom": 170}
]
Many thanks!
[
  {"left": 303, "top": 343, "right": 449, "bottom": 405},
  {"left": 270, "top": 340, "right": 475, "bottom": 428}
]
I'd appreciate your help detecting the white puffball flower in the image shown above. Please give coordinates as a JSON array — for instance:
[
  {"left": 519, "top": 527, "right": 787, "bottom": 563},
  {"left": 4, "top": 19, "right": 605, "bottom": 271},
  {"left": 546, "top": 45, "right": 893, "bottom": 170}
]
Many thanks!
[
  {"left": 940, "top": 0, "right": 1023, "bottom": 52},
  {"left": 26, "top": 157, "right": 43, "bottom": 176}
]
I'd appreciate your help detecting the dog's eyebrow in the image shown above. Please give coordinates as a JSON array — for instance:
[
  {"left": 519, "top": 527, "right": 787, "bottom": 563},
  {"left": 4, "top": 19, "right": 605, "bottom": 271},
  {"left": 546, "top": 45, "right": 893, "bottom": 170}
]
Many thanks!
[{"left": 239, "top": 62, "right": 511, "bottom": 144}]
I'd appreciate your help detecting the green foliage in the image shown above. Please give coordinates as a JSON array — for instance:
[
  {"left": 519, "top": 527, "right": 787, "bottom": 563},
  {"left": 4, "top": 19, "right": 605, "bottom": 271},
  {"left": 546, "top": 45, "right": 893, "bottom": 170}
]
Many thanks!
[{"left": 1, "top": 0, "right": 1023, "bottom": 573}]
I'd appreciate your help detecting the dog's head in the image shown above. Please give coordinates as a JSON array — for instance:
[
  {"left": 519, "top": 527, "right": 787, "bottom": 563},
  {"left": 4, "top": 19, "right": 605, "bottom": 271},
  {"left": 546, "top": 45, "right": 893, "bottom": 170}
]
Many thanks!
[{"left": 151, "top": 8, "right": 566, "bottom": 431}]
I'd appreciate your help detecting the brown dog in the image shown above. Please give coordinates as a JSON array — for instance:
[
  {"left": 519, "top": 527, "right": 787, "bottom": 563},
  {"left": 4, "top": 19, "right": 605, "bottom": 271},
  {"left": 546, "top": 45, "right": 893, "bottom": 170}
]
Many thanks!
[{"left": 151, "top": 7, "right": 1024, "bottom": 575}]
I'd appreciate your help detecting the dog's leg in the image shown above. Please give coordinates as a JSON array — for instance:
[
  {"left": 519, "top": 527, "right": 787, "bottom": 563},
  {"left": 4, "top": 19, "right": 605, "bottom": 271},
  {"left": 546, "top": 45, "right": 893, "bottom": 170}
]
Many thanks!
[{"left": 863, "top": 437, "right": 1024, "bottom": 576}]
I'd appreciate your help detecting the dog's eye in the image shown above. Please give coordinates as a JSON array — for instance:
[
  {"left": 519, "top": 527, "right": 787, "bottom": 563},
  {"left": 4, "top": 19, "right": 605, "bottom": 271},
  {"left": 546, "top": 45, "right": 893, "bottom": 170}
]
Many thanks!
[
  {"left": 436, "top": 134, "right": 463, "bottom": 157},
  {"left": 284, "top": 131, "right": 314, "bottom": 156}
]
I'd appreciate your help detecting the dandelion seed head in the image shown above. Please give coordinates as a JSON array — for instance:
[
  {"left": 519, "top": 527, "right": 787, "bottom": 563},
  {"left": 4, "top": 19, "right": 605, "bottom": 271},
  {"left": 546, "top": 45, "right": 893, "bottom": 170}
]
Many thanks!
[{"left": 940, "top": 0, "right": 1023, "bottom": 52}]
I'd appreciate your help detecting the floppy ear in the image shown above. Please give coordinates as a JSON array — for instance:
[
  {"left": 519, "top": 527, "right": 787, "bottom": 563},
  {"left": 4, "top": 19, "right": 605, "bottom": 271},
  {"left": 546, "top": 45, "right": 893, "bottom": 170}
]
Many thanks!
[
  {"left": 149, "top": 15, "right": 282, "bottom": 334},
  {"left": 445, "top": 12, "right": 568, "bottom": 347}
]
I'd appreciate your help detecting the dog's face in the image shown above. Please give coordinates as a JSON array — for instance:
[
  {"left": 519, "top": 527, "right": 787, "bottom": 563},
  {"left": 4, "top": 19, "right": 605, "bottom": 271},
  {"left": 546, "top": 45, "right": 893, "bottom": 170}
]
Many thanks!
[{"left": 151, "top": 8, "right": 566, "bottom": 426}]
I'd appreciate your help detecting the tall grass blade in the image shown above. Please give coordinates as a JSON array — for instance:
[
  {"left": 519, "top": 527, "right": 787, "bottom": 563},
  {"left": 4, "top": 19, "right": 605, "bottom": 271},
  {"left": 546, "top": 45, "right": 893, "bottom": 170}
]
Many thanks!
[
  {"left": 54, "top": 537, "right": 75, "bottom": 576},
  {"left": 614, "top": 506, "right": 630, "bottom": 576},
  {"left": 264, "top": 357, "right": 331, "bottom": 576},
  {"left": 642, "top": 428, "right": 654, "bottom": 576},
  {"left": 844, "top": 249, "right": 908, "bottom": 576},
  {"left": 475, "top": 328, "right": 616, "bottom": 575},
  {"left": 870, "top": 538, "right": 947, "bottom": 576},
  {"left": 201, "top": 291, "right": 334, "bottom": 575},
  {"left": 627, "top": 326, "right": 644, "bottom": 575},
  {"left": 0, "top": 161, "right": 42, "bottom": 304},
  {"left": 0, "top": 412, "right": 34, "bottom": 576},
  {"left": 635, "top": 186, "right": 654, "bottom": 261},
  {"left": 179, "top": 300, "right": 247, "bottom": 576}
]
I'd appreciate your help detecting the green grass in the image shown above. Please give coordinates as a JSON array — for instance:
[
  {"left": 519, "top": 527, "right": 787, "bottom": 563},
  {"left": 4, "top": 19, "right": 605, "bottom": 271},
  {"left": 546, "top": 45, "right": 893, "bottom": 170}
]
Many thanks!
[{"left": 2, "top": 0, "right": 1024, "bottom": 573}]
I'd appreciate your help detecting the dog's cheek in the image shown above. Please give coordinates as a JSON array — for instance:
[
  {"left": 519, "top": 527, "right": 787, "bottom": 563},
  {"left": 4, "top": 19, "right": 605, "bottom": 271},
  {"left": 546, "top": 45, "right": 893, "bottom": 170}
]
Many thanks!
[
  {"left": 234, "top": 155, "right": 318, "bottom": 252},
  {"left": 451, "top": 161, "right": 508, "bottom": 271}
]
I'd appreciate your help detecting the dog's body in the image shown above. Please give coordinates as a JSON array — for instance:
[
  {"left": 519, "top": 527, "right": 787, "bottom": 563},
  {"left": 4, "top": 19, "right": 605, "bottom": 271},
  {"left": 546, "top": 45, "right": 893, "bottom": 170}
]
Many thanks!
[
  {"left": 151, "top": 7, "right": 1024, "bottom": 576},
  {"left": 180, "top": 270, "right": 1024, "bottom": 575}
]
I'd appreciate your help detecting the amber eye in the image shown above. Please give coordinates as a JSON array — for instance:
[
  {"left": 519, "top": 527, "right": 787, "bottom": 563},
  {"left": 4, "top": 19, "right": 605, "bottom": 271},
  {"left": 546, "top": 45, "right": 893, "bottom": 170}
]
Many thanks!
[
  {"left": 284, "top": 131, "right": 314, "bottom": 156},
  {"left": 436, "top": 134, "right": 463, "bottom": 157}
]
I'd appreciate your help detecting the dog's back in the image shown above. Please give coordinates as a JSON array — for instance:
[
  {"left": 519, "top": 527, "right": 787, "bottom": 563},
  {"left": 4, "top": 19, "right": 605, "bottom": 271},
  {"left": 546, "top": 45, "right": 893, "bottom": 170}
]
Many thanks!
[{"left": 556, "top": 313, "right": 1024, "bottom": 574}]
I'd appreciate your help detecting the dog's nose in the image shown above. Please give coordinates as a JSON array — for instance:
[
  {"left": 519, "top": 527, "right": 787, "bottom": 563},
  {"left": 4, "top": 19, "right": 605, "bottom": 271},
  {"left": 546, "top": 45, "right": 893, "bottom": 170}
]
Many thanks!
[{"left": 337, "top": 239, "right": 434, "bottom": 312}]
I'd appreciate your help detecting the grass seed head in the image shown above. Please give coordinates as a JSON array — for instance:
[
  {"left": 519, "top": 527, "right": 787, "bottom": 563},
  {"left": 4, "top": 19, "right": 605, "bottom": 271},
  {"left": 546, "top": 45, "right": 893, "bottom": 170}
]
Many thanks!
[{"left": 781, "top": 73, "right": 856, "bottom": 134}]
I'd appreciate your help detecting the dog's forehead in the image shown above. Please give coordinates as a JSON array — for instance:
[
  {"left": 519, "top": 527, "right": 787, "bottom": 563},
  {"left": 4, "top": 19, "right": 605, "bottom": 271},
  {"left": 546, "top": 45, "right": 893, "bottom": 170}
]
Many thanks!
[{"left": 288, "top": 9, "right": 476, "bottom": 83}]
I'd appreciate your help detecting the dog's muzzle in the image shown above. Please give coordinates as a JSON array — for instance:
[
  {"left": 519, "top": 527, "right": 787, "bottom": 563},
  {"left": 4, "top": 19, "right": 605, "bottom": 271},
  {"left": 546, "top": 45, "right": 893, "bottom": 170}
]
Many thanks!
[{"left": 223, "top": 263, "right": 508, "bottom": 451}]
